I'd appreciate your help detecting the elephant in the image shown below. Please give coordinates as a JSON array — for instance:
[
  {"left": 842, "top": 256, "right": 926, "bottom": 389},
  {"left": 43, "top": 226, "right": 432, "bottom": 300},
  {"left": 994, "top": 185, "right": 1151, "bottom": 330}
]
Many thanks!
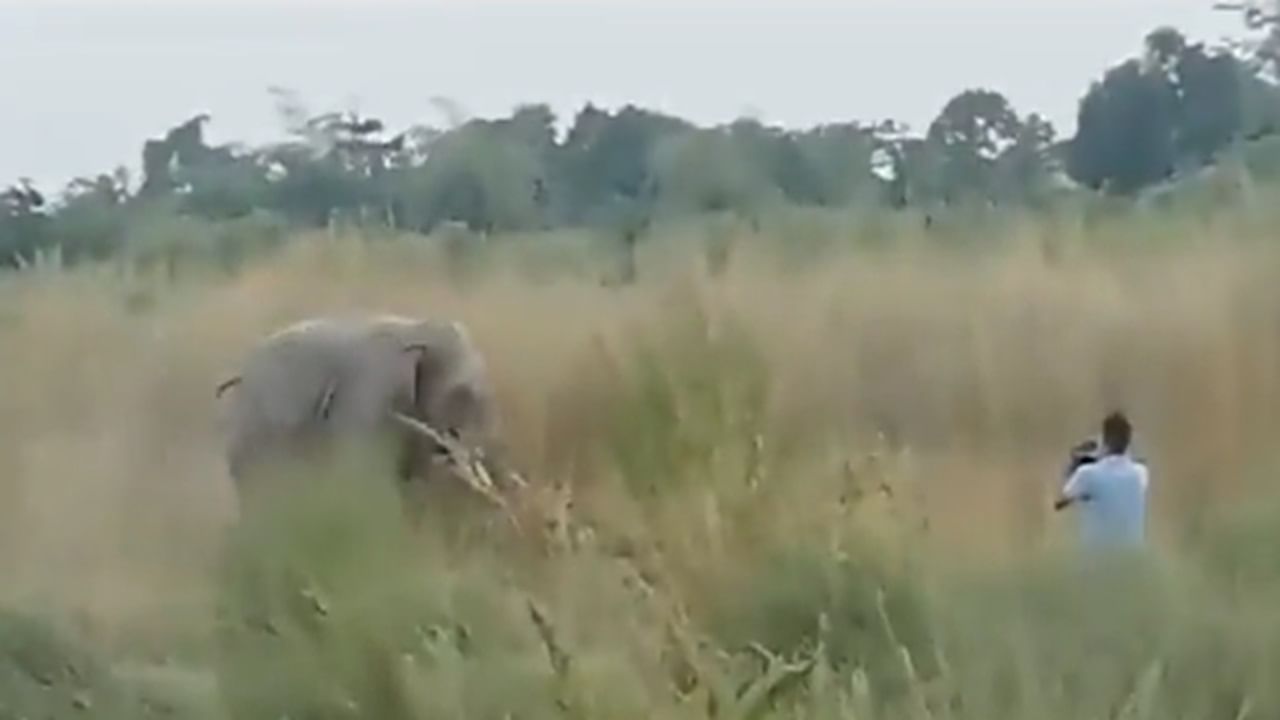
[{"left": 215, "top": 313, "right": 523, "bottom": 505}]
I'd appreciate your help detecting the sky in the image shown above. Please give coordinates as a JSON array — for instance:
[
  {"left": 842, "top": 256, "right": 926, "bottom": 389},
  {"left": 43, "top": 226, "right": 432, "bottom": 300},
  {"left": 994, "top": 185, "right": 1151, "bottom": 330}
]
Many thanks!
[{"left": 0, "top": 0, "right": 1249, "bottom": 191}]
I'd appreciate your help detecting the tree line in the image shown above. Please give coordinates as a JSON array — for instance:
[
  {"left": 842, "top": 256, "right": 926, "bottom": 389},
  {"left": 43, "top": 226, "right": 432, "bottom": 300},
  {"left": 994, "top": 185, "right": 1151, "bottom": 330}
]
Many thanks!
[{"left": 4, "top": 25, "right": 1280, "bottom": 270}]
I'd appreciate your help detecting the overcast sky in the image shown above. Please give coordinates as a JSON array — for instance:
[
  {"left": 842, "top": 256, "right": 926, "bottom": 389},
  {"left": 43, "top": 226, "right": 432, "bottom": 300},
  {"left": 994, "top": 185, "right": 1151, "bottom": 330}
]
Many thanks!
[{"left": 0, "top": 0, "right": 1247, "bottom": 190}]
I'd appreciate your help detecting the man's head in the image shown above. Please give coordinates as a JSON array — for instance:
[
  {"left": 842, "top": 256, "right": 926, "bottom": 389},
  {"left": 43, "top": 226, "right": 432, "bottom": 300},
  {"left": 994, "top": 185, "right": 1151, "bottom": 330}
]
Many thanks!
[{"left": 1101, "top": 411, "right": 1133, "bottom": 455}]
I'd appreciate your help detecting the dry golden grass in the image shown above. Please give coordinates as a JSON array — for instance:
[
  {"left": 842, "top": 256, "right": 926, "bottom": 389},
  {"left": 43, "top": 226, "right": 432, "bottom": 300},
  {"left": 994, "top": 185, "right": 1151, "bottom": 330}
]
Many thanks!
[
  {"left": 4, "top": 210, "right": 1280, "bottom": 717},
  {"left": 1, "top": 224, "right": 1278, "bottom": 593}
]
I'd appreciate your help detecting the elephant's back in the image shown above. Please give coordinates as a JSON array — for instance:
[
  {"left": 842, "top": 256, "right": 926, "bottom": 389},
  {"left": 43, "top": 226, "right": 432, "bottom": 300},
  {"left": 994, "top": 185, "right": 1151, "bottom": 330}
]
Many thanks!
[
  {"left": 230, "top": 316, "right": 415, "bottom": 432},
  {"left": 227, "top": 322, "right": 349, "bottom": 441}
]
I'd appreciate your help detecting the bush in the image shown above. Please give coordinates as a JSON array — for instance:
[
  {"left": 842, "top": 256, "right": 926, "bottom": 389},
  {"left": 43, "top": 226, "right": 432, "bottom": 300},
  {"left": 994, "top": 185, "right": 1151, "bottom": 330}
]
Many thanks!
[
  {"left": 602, "top": 291, "right": 769, "bottom": 502},
  {"left": 0, "top": 609, "right": 141, "bottom": 719},
  {"left": 212, "top": 447, "right": 570, "bottom": 720},
  {"left": 702, "top": 540, "right": 937, "bottom": 715}
]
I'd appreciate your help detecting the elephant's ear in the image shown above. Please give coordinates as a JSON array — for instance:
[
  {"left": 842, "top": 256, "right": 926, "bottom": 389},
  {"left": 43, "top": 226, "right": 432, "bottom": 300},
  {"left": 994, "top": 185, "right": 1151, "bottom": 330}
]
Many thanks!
[
  {"left": 402, "top": 342, "right": 436, "bottom": 410},
  {"left": 402, "top": 321, "right": 465, "bottom": 409}
]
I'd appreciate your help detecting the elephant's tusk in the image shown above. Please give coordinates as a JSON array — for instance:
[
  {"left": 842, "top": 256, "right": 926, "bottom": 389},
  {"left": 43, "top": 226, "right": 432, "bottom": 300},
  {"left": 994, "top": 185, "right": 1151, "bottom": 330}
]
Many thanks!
[
  {"left": 389, "top": 411, "right": 458, "bottom": 457},
  {"left": 389, "top": 411, "right": 512, "bottom": 511}
]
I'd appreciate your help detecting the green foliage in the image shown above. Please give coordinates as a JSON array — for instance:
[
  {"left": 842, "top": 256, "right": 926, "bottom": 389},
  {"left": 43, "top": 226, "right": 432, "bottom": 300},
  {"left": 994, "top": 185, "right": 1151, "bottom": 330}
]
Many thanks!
[
  {"left": 1068, "top": 27, "right": 1272, "bottom": 195},
  {"left": 210, "top": 445, "right": 663, "bottom": 720},
  {"left": 9, "top": 18, "right": 1280, "bottom": 276},
  {"left": 704, "top": 541, "right": 937, "bottom": 712},
  {"left": 651, "top": 128, "right": 781, "bottom": 216},
  {"left": 556, "top": 104, "right": 691, "bottom": 225},
  {"left": 1189, "top": 484, "right": 1280, "bottom": 596},
  {"left": 0, "top": 608, "right": 219, "bottom": 719},
  {"left": 0, "top": 181, "right": 50, "bottom": 269},
  {"left": 47, "top": 171, "right": 132, "bottom": 264},
  {"left": 931, "top": 545, "right": 1280, "bottom": 720},
  {"left": 0, "top": 609, "right": 132, "bottom": 718},
  {"left": 213, "top": 447, "right": 435, "bottom": 719},
  {"left": 1069, "top": 59, "right": 1181, "bottom": 194},
  {"left": 794, "top": 123, "right": 882, "bottom": 207},
  {"left": 199, "top": 468, "right": 1280, "bottom": 719},
  {"left": 401, "top": 122, "right": 547, "bottom": 234},
  {"left": 1242, "top": 143, "right": 1280, "bottom": 196},
  {"left": 928, "top": 89, "right": 1021, "bottom": 199},
  {"left": 603, "top": 293, "right": 770, "bottom": 501},
  {"left": 119, "top": 205, "right": 288, "bottom": 279}
]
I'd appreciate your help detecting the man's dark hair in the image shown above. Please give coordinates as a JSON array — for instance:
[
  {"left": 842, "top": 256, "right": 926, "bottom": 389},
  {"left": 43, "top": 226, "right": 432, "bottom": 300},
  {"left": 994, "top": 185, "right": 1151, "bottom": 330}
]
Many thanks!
[{"left": 1101, "top": 411, "right": 1132, "bottom": 454}]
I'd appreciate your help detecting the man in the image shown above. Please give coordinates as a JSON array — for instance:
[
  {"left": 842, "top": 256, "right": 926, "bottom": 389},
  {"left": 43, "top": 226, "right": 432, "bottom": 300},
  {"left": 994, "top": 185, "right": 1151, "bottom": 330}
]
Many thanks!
[{"left": 1054, "top": 411, "right": 1150, "bottom": 549}]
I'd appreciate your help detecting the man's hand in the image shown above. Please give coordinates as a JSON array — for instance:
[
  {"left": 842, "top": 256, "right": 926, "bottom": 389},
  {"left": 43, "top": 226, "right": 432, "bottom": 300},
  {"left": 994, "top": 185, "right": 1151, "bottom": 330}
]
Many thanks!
[{"left": 1053, "top": 493, "right": 1091, "bottom": 511}]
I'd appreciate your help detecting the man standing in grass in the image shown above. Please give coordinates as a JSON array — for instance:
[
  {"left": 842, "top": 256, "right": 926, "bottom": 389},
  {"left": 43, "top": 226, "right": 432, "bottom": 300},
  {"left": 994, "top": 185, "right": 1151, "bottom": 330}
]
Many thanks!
[{"left": 1054, "top": 411, "right": 1150, "bottom": 550}]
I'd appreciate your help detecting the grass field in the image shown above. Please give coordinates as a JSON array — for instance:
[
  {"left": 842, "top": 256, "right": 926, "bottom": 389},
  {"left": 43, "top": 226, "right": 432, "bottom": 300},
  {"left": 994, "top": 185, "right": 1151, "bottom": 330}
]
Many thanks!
[{"left": 3, "top": 203, "right": 1280, "bottom": 718}]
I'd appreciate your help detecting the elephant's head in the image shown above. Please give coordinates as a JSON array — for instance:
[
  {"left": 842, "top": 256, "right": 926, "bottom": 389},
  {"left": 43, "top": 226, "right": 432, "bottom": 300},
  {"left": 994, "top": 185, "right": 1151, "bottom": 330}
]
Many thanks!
[{"left": 376, "top": 317, "right": 525, "bottom": 497}]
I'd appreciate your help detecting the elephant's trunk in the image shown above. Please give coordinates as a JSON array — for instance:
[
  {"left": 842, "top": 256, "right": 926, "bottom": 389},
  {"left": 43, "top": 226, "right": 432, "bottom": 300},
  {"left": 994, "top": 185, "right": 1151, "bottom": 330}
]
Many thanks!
[{"left": 389, "top": 411, "right": 513, "bottom": 503}]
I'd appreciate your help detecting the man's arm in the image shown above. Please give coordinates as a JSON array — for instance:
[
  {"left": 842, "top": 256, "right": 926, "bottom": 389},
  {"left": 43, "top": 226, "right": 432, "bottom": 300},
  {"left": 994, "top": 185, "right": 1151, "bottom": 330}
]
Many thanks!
[{"left": 1054, "top": 466, "right": 1092, "bottom": 511}]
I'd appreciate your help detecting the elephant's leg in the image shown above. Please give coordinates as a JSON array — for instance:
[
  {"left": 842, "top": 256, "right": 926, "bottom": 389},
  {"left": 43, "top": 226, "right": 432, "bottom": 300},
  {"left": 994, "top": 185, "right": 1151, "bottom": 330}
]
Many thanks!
[{"left": 395, "top": 434, "right": 420, "bottom": 484}]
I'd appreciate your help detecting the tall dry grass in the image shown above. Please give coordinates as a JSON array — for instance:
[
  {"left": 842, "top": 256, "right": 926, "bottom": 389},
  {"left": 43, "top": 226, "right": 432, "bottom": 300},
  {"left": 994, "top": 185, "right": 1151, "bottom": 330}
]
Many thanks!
[{"left": 2, "top": 206, "right": 1280, "bottom": 717}]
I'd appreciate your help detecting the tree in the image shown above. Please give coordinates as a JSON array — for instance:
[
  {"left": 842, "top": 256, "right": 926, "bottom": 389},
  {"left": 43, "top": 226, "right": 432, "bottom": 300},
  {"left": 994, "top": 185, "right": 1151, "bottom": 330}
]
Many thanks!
[
  {"left": 139, "top": 114, "right": 219, "bottom": 197},
  {"left": 1175, "top": 40, "right": 1244, "bottom": 164},
  {"left": 0, "top": 180, "right": 50, "bottom": 268},
  {"left": 399, "top": 121, "right": 546, "bottom": 234},
  {"left": 557, "top": 105, "right": 691, "bottom": 224},
  {"left": 1067, "top": 28, "right": 1249, "bottom": 194},
  {"left": 1145, "top": 26, "right": 1189, "bottom": 72},
  {"left": 724, "top": 119, "right": 824, "bottom": 206},
  {"left": 1069, "top": 59, "right": 1180, "bottom": 194},
  {"left": 649, "top": 127, "right": 778, "bottom": 217},
  {"left": 250, "top": 89, "right": 416, "bottom": 228},
  {"left": 1213, "top": 1, "right": 1280, "bottom": 79},
  {"left": 884, "top": 136, "right": 949, "bottom": 209},
  {"left": 793, "top": 122, "right": 882, "bottom": 207},
  {"left": 911, "top": 90, "right": 1061, "bottom": 206},
  {"left": 927, "top": 89, "right": 1024, "bottom": 203},
  {"left": 1205, "top": 6, "right": 1280, "bottom": 138},
  {"left": 261, "top": 142, "right": 368, "bottom": 228},
  {"left": 50, "top": 169, "right": 132, "bottom": 262},
  {"left": 13, "top": 76, "right": 1228, "bottom": 275},
  {"left": 992, "top": 113, "right": 1060, "bottom": 204},
  {"left": 175, "top": 149, "right": 272, "bottom": 222},
  {"left": 1238, "top": 63, "right": 1280, "bottom": 139}
]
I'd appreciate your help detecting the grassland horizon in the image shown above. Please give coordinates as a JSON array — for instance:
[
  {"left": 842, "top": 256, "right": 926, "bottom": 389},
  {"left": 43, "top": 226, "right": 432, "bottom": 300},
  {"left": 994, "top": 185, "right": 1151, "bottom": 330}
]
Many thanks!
[{"left": 3, "top": 201, "right": 1280, "bottom": 718}]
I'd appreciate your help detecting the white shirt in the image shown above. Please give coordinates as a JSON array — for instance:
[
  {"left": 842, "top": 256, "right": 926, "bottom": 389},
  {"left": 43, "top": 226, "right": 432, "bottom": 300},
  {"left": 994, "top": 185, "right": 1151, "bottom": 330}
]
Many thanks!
[{"left": 1061, "top": 453, "right": 1149, "bottom": 549}]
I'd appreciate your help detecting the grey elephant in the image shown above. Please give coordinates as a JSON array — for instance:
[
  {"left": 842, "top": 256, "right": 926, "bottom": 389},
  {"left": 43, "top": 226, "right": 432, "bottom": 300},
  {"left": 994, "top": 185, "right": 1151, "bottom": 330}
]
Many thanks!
[{"left": 215, "top": 313, "right": 522, "bottom": 505}]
